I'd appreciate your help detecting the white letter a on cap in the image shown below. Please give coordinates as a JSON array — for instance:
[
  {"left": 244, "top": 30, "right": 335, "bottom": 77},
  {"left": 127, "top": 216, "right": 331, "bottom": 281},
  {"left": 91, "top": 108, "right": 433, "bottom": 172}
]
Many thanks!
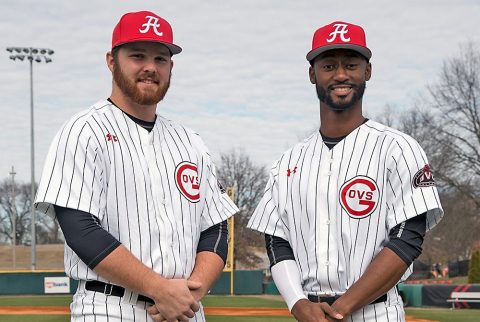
[
  {"left": 326, "top": 23, "right": 351, "bottom": 43},
  {"left": 139, "top": 16, "right": 164, "bottom": 36}
]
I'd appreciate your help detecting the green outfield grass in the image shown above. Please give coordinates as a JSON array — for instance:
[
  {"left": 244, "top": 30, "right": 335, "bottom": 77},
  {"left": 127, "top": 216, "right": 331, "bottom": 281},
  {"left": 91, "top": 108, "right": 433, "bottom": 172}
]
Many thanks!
[
  {"left": 1, "top": 295, "right": 479, "bottom": 322},
  {"left": 202, "top": 295, "right": 287, "bottom": 308},
  {"left": 0, "top": 295, "right": 72, "bottom": 306},
  {"left": 0, "top": 294, "right": 292, "bottom": 322},
  {"left": 0, "top": 316, "right": 70, "bottom": 322},
  {"left": 405, "top": 276, "right": 469, "bottom": 284},
  {"left": 405, "top": 308, "right": 480, "bottom": 322},
  {"left": 0, "top": 316, "right": 296, "bottom": 322},
  {"left": 207, "top": 317, "right": 295, "bottom": 322},
  {"left": 0, "top": 294, "right": 287, "bottom": 308}
]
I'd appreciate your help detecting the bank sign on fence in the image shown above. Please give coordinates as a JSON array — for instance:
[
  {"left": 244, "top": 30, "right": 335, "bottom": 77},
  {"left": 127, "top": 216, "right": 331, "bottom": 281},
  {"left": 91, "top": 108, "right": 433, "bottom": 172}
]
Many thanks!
[{"left": 44, "top": 276, "right": 70, "bottom": 293}]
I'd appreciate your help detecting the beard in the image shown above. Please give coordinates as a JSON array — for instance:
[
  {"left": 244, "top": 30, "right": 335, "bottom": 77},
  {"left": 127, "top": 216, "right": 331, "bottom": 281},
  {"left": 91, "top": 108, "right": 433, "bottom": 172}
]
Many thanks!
[
  {"left": 113, "top": 64, "right": 170, "bottom": 106},
  {"left": 316, "top": 81, "right": 366, "bottom": 111}
]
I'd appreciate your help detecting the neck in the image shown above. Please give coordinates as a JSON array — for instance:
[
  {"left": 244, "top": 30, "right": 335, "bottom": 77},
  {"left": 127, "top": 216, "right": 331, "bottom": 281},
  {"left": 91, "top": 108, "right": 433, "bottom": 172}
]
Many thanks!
[
  {"left": 319, "top": 102, "right": 365, "bottom": 137},
  {"left": 109, "top": 88, "right": 157, "bottom": 122}
]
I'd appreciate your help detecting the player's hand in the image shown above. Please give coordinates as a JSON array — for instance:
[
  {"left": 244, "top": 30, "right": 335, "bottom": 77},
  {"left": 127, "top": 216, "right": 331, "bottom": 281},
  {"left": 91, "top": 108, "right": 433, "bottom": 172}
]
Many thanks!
[
  {"left": 145, "top": 306, "right": 165, "bottom": 322},
  {"left": 147, "top": 279, "right": 203, "bottom": 321},
  {"left": 291, "top": 299, "right": 343, "bottom": 322},
  {"left": 149, "top": 279, "right": 201, "bottom": 322},
  {"left": 187, "top": 277, "right": 205, "bottom": 302}
]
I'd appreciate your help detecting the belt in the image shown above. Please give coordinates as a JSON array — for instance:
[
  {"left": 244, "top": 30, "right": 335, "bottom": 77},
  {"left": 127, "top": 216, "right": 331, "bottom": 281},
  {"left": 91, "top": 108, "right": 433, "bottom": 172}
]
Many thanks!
[
  {"left": 85, "top": 281, "right": 154, "bottom": 304},
  {"left": 308, "top": 293, "right": 387, "bottom": 306}
]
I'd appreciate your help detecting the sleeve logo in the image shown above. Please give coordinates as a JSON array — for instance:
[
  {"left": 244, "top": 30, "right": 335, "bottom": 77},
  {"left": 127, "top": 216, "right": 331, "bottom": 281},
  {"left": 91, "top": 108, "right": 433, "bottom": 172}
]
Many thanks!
[
  {"left": 175, "top": 161, "right": 200, "bottom": 203},
  {"left": 413, "top": 164, "right": 435, "bottom": 188},
  {"left": 217, "top": 180, "right": 226, "bottom": 194},
  {"left": 340, "top": 176, "right": 379, "bottom": 219}
]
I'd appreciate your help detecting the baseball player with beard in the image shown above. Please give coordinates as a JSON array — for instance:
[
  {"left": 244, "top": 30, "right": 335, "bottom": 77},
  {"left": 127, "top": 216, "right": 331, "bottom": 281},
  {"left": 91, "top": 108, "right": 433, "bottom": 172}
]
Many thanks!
[
  {"left": 35, "top": 11, "right": 238, "bottom": 322},
  {"left": 248, "top": 21, "right": 443, "bottom": 322}
]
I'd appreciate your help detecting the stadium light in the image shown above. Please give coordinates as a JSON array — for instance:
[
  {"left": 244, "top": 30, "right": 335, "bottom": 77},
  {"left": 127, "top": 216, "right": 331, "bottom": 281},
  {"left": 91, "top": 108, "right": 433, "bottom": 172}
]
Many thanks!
[{"left": 6, "top": 46, "right": 55, "bottom": 270}]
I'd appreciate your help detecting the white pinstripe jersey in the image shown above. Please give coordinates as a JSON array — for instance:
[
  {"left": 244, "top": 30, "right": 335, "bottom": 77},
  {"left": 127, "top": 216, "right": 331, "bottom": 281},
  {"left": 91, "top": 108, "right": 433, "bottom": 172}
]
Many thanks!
[
  {"left": 35, "top": 99, "right": 237, "bottom": 282},
  {"left": 248, "top": 120, "right": 443, "bottom": 319}
]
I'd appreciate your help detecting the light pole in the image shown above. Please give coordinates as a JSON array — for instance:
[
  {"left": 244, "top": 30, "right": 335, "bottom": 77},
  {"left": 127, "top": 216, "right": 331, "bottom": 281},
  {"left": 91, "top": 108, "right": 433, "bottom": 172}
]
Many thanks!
[
  {"left": 9, "top": 166, "right": 17, "bottom": 270},
  {"left": 6, "top": 47, "right": 54, "bottom": 270}
]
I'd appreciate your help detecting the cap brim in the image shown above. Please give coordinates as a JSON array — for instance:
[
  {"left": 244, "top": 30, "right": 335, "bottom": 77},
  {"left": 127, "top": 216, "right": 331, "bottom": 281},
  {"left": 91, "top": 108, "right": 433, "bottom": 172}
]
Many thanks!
[
  {"left": 306, "top": 44, "right": 371, "bottom": 62},
  {"left": 113, "top": 39, "right": 182, "bottom": 55}
]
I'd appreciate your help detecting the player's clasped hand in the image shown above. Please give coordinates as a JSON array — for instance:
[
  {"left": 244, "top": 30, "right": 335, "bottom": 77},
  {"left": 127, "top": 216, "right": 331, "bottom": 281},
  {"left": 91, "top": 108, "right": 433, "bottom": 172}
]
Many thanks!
[
  {"left": 148, "top": 279, "right": 202, "bottom": 322},
  {"left": 291, "top": 299, "right": 343, "bottom": 322}
]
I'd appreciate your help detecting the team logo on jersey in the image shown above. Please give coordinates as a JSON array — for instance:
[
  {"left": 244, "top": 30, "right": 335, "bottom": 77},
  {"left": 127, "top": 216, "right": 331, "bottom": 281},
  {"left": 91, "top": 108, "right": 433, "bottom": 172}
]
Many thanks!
[
  {"left": 340, "top": 176, "right": 379, "bottom": 219},
  {"left": 106, "top": 133, "right": 118, "bottom": 142},
  {"left": 175, "top": 161, "right": 200, "bottom": 203},
  {"left": 287, "top": 166, "right": 297, "bottom": 177},
  {"left": 413, "top": 164, "right": 435, "bottom": 188}
]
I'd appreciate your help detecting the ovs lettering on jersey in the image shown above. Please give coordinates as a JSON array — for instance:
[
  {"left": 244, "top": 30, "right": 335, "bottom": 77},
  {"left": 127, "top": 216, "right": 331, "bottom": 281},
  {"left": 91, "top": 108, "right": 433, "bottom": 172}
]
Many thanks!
[
  {"left": 340, "top": 176, "right": 379, "bottom": 219},
  {"left": 175, "top": 161, "right": 200, "bottom": 203}
]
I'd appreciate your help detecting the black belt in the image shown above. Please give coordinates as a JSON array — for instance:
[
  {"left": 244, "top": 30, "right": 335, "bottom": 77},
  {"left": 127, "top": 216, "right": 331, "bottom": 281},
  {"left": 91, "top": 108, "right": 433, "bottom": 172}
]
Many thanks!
[
  {"left": 308, "top": 293, "right": 387, "bottom": 306},
  {"left": 85, "top": 281, "right": 154, "bottom": 304}
]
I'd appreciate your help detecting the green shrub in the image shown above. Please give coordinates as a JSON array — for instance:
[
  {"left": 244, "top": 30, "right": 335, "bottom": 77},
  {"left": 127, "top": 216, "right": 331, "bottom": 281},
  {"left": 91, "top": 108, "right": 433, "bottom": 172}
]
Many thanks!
[{"left": 468, "top": 246, "right": 480, "bottom": 283}]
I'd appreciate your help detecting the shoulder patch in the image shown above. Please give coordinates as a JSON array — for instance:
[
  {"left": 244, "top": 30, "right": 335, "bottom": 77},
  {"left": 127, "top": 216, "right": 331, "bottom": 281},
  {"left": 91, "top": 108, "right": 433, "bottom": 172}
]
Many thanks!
[
  {"left": 413, "top": 164, "right": 435, "bottom": 188},
  {"left": 217, "top": 180, "right": 226, "bottom": 194}
]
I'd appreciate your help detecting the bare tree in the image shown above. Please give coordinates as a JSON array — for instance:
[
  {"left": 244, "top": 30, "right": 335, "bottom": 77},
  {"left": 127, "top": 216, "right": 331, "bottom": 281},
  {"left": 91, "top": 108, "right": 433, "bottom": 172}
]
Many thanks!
[
  {"left": 373, "top": 42, "right": 480, "bottom": 265},
  {"left": 419, "top": 191, "right": 479, "bottom": 263},
  {"left": 216, "top": 149, "right": 269, "bottom": 268},
  {"left": 371, "top": 104, "right": 398, "bottom": 128},
  {"left": 422, "top": 42, "right": 480, "bottom": 206},
  {"left": 0, "top": 180, "right": 62, "bottom": 245},
  {"left": 0, "top": 180, "right": 33, "bottom": 245}
]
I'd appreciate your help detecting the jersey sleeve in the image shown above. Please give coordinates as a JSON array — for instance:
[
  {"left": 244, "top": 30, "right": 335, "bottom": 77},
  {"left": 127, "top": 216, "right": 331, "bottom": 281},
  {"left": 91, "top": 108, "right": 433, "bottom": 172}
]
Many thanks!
[
  {"left": 35, "top": 116, "right": 106, "bottom": 219},
  {"left": 197, "top": 149, "right": 238, "bottom": 231},
  {"left": 385, "top": 137, "right": 443, "bottom": 232},
  {"left": 247, "top": 161, "right": 289, "bottom": 241}
]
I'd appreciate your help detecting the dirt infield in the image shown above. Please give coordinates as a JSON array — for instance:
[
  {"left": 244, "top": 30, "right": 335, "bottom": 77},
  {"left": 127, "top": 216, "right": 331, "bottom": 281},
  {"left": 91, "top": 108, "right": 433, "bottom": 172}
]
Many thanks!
[
  {"left": 0, "top": 306, "right": 436, "bottom": 321},
  {"left": 0, "top": 306, "right": 69, "bottom": 315}
]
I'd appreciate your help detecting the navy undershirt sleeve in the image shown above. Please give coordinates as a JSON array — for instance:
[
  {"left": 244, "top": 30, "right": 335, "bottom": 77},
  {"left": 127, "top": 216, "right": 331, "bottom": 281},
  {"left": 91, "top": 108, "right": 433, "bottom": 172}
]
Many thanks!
[
  {"left": 265, "top": 234, "right": 295, "bottom": 268},
  {"left": 385, "top": 212, "right": 427, "bottom": 266},
  {"left": 54, "top": 205, "right": 121, "bottom": 270},
  {"left": 197, "top": 220, "right": 228, "bottom": 263}
]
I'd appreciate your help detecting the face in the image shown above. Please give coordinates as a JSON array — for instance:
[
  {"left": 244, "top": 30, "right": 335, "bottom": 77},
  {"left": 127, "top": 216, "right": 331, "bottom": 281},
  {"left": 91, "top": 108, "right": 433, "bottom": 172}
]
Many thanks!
[
  {"left": 108, "top": 42, "right": 173, "bottom": 106},
  {"left": 309, "top": 49, "right": 371, "bottom": 111}
]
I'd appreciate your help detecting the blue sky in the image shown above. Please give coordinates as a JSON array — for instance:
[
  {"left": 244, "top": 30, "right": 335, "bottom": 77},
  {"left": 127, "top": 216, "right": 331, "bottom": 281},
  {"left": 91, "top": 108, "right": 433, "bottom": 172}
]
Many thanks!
[{"left": 1, "top": 0, "right": 479, "bottom": 182}]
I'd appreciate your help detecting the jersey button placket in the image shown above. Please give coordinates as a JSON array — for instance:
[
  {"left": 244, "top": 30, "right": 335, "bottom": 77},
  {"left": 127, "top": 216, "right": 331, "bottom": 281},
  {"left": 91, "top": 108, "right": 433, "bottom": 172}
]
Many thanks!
[
  {"left": 328, "top": 151, "right": 341, "bottom": 291},
  {"left": 156, "top": 189, "right": 173, "bottom": 275},
  {"left": 325, "top": 150, "right": 337, "bottom": 291},
  {"left": 316, "top": 150, "right": 331, "bottom": 288},
  {"left": 143, "top": 130, "right": 172, "bottom": 275}
]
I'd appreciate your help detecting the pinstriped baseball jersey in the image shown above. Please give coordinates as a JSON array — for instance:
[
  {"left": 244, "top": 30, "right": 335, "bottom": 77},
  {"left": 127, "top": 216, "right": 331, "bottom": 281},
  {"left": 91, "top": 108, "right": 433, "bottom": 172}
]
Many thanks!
[
  {"left": 35, "top": 99, "right": 238, "bottom": 321},
  {"left": 248, "top": 120, "right": 443, "bottom": 321}
]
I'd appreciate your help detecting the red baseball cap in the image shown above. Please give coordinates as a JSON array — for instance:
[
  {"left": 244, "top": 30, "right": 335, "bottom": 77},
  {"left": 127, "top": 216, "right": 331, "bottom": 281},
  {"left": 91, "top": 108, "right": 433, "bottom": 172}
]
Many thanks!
[
  {"left": 306, "top": 21, "right": 371, "bottom": 62},
  {"left": 112, "top": 11, "right": 182, "bottom": 55}
]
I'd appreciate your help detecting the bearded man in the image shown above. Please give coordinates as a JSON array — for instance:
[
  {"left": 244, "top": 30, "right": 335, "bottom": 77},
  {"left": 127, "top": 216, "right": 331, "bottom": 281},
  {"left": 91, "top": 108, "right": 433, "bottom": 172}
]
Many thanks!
[{"left": 35, "top": 11, "right": 238, "bottom": 322}]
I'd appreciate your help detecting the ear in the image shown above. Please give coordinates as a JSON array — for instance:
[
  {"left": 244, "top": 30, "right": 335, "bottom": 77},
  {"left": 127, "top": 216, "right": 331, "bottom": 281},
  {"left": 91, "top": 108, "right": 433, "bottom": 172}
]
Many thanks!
[
  {"left": 106, "top": 52, "right": 114, "bottom": 73},
  {"left": 365, "top": 62, "right": 372, "bottom": 81},
  {"left": 309, "top": 66, "right": 316, "bottom": 84}
]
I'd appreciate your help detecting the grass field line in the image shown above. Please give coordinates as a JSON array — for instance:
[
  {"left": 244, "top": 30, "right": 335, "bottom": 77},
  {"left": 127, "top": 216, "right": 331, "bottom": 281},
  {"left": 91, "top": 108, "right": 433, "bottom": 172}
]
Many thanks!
[{"left": 0, "top": 306, "right": 291, "bottom": 316}]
